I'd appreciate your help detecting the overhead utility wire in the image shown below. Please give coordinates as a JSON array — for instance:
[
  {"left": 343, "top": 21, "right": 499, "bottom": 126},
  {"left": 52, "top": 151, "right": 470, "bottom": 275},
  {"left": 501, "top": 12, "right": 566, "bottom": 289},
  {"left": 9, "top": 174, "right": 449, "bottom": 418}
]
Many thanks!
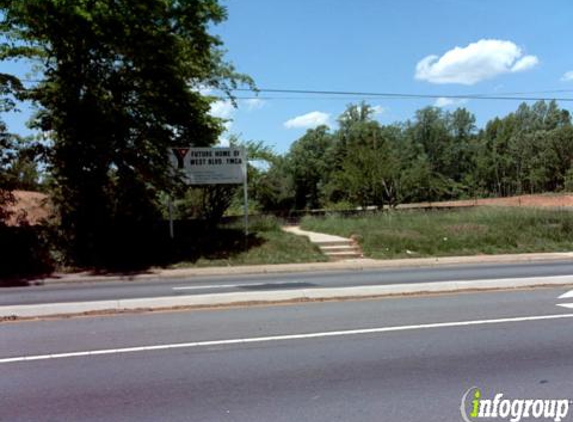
[
  {"left": 231, "top": 88, "right": 573, "bottom": 102},
  {"left": 17, "top": 79, "right": 573, "bottom": 102}
]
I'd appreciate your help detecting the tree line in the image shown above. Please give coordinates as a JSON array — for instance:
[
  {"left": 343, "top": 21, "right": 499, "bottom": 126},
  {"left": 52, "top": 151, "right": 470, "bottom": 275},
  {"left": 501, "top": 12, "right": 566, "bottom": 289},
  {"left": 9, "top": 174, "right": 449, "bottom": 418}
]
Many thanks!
[{"left": 249, "top": 100, "right": 573, "bottom": 213}]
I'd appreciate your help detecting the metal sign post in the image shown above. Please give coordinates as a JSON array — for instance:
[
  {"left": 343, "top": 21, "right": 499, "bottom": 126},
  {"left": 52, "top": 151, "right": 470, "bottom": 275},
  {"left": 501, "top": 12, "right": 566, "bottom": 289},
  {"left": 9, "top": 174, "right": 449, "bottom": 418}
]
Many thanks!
[
  {"left": 243, "top": 147, "right": 249, "bottom": 239},
  {"left": 168, "top": 196, "right": 174, "bottom": 239}
]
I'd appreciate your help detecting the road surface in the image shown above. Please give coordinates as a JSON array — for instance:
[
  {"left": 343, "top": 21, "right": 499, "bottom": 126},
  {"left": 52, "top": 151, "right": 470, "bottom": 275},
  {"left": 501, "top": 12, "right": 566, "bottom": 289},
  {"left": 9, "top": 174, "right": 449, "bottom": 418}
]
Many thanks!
[
  {"left": 2, "top": 284, "right": 573, "bottom": 421},
  {"left": 3, "top": 260, "right": 573, "bottom": 305}
]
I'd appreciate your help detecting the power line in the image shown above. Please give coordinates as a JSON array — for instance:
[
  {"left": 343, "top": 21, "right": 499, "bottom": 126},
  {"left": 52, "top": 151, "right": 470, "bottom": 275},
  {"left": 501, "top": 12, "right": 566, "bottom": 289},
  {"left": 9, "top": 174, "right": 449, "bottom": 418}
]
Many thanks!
[
  {"left": 231, "top": 88, "right": 573, "bottom": 102},
  {"left": 17, "top": 79, "right": 573, "bottom": 102}
]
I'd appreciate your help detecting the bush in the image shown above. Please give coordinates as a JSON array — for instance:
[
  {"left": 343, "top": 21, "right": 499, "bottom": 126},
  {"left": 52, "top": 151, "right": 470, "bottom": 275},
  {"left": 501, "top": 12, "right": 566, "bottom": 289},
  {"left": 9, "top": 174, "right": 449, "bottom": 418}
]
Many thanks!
[{"left": 0, "top": 224, "right": 54, "bottom": 282}]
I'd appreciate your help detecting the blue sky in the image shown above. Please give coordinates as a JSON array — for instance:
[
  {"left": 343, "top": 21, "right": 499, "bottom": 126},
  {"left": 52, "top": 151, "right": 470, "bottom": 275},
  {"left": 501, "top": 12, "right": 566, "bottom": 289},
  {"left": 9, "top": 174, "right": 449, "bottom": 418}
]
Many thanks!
[
  {"left": 210, "top": 0, "right": 573, "bottom": 152},
  {"left": 2, "top": 0, "right": 573, "bottom": 154}
]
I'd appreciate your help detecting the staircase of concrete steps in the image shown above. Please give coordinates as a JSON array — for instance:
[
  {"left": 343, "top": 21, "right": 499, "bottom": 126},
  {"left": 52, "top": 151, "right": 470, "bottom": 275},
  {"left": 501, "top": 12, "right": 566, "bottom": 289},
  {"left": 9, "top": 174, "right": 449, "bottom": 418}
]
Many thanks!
[
  {"left": 317, "top": 241, "right": 363, "bottom": 261},
  {"left": 282, "top": 226, "right": 363, "bottom": 261}
]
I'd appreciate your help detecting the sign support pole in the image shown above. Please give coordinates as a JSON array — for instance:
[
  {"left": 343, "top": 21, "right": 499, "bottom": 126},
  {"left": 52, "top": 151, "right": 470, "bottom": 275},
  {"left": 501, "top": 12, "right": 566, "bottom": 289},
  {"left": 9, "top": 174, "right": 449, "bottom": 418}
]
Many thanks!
[
  {"left": 243, "top": 147, "right": 249, "bottom": 240},
  {"left": 168, "top": 196, "right": 174, "bottom": 239}
]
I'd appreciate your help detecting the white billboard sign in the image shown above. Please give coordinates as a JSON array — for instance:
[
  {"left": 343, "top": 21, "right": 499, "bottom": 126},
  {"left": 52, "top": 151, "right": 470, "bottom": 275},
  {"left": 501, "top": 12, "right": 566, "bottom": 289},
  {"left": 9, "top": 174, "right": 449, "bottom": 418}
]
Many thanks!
[{"left": 170, "top": 147, "right": 246, "bottom": 185}]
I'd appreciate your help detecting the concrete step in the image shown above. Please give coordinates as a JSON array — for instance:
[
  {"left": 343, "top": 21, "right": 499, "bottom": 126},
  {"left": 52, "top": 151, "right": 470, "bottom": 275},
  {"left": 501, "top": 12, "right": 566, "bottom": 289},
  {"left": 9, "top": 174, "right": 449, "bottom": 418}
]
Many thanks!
[
  {"left": 320, "top": 245, "right": 361, "bottom": 252},
  {"left": 315, "top": 240, "right": 355, "bottom": 247},
  {"left": 282, "top": 226, "right": 363, "bottom": 261}
]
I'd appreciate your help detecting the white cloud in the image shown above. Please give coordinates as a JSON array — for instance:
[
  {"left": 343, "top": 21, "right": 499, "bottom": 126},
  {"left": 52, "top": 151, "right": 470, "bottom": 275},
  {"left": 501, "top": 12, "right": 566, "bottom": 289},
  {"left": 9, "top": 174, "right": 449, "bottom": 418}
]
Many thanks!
[
  {"left": 511, "top": 55, "right": 539, "bottom": 72},
  {"left": 243, "top": 98, "right": 266, "bottom": 111},
  {"left": 561, "top": 71, "right": 573, "bottom": 82},
  {"left": 210, "top": 100, "right": 235, "bottom": 119},
  {"left": 434, "top": 97, "right": 468, "bottom": 108},
  {"left": 371, "top": 105, "right": 386, "bottom": 116},
  {"left": 217, "top": 136, "right": 230, "bottom": 147},
  {"left": 284, "top": 111, "right": 331, "bottom": 129},
  {"left": 209, "top": 100, "right": 235, "bottom": 140},
  {"left": 198, "top": 86, "right": 213, "bottom": 96},
  {"left": 415, "top": 39, "right": 539, "bottom": 85}
]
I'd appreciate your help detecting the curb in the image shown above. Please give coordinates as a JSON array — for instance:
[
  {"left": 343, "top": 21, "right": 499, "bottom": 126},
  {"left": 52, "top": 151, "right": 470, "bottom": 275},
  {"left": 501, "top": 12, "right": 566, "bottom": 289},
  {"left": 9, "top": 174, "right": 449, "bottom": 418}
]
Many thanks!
[
  {"left": 4, "top": 275, "right": 573, "bottom": 318},
  {"left": 37, "top": 252, "right": 573, "bottom": 285}
]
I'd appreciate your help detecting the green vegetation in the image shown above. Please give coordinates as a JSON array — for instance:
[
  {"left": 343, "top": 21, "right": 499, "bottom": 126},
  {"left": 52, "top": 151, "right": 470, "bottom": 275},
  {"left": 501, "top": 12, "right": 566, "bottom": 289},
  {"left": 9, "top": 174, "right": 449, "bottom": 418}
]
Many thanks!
[
  {"left": 1, "top": 2, "right": 573, "bottom": 276},
  {"left": 253, "top": 101, "right": 573, "bottom": 213},
  {"left": 301, "top": 208, "right": 573, "bottom": 259},
  {"left": 0, "top": 74, "right": 22, "bottom": 223},
  {"left": 168, "top": 216, "right": 327, "bottom": 268},
  {"left": 0, "top": 0, "right": 250, "bottom": 267}
]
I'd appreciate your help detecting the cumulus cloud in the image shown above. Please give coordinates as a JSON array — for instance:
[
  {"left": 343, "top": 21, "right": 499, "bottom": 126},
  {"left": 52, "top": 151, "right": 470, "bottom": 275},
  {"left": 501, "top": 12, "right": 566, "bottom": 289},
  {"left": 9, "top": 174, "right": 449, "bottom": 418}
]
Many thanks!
[
  {"left": 197, "top": 85, "right": 213, "bottom": 96},
  {"left": 511, "top": 55, "right": 539, "bottom": 72},
  {"left": 561, "top": 71, "right": 573, "bottom": 82},
  {"left": 284, "top": 111, "right": 331, "bottom": 129},
  {"left": 371, "top": 105, "right": 386, "bottom": 116},
  {"left": 415, "top": 39, "right": 539, "bottom": 85},
  {"left": 210, "top": 100, "right": 235, "bottom": 119},
  {"left": 217, "top": 136, "right": 230, "bottom": 147},
  {"left": 434, "top": 97, "right": 468, "bottom": 108},
  {"left": 209, "top": 100, "right": 235, "bottom": 136}
]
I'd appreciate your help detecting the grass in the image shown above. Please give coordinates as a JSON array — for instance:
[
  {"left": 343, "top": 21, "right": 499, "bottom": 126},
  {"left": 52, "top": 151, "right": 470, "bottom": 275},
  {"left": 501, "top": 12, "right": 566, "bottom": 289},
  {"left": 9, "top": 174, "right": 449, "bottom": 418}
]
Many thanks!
[
  {"left": 0, "top": 215, "right": 327, "bottom": 283},
  {"left": 300, "top": 207, "right": 573, "bottom": 259},
  {"left": 171, "top": 215, "right": 328, "bottom": 268}
]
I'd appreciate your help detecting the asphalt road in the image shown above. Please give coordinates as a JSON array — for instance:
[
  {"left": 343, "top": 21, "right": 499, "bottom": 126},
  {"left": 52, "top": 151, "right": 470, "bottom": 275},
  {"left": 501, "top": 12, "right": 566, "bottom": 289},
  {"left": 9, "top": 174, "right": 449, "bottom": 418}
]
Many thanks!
[
  {"left": 3, "top": 260, "right": 573, "bottom": 306},
  {"left": 2, "top": 286, "right": 573, "bottom": 421}
]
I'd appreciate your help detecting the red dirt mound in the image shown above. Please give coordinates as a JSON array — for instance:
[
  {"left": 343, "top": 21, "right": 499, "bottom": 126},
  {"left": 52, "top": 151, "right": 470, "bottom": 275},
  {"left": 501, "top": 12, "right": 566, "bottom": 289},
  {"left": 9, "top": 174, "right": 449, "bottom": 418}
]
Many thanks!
[
  {"left": 5, "top": 191, "right": 52, "bottom": 226},
  {"left": 398, "top": 193, "right": 573, "bottom": 210}
]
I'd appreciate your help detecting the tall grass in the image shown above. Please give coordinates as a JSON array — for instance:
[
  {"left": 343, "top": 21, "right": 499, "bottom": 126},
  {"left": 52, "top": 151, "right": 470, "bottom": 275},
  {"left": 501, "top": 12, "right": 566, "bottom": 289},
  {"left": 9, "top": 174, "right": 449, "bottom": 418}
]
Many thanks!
[
  {"left": 173, "top": 215, "right": 327, "bottom": 268},
  {"left": 301, "top": 207, "right": 573, "bottom": 259}
]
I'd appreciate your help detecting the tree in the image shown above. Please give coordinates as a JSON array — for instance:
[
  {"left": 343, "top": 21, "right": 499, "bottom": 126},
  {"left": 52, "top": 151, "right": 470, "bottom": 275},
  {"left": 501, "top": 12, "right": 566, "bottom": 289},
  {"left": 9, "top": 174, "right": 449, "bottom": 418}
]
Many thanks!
[
  {"left": 253, "top": 155, "right": 295, "bottom": 214},
  {"left": 0, "top": 74, "right": 24, "bottom": 224},
  {"left": 340, "top": 141, "right": 401, "bottom": 209},
  {"left": 447, "top": 108, "right": 477, "bottom": 189},
  {"left": 0, "top": 0, "right": 250, "bottom": 265},
  {"left": 2, "top": 138, "right": 42, "bottom": 192},
  {"left": 402, "top": 107, "right": 457, "bottom": 200},
  {"left": 287, "top": 125, "right": 332, "bottom": 209},
  {"left": 0, "top": 119, "right": 15, "bottom": 224}
]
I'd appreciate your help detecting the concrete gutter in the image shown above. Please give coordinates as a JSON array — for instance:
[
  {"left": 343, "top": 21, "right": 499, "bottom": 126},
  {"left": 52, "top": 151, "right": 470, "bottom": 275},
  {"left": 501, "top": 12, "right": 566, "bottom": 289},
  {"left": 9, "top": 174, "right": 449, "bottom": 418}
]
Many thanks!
[
  {"left": 4, "top": 274, "right": 573, "bottom": 318},
  {"left": 35, "top": 252, "right": 573, "bottom": 285}
]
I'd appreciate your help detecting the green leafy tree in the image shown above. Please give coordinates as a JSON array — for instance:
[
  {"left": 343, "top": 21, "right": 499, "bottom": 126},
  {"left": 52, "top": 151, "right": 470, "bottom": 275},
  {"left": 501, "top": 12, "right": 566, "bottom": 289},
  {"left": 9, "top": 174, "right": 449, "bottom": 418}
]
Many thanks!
[
  {"left": 447, "top": 107, "right": 477, "bottom": 194},
  {"left": 0, "top": 74, "right": 24, "bottom": 224},
  {"left": 0, "top": 0, "right": 250, "bottom": 265},
  {"left": 0, "top": 119, "right": 15, "bottom": 224},
  {"left": 253, "top": 155, "right": 295, "bottom": 214},
  {"left": 340, "top": 141, "right": 401, "bottom": 209},
  {"left": 3, "top": 139, "right": 41, "bottom": 192},
  {"left": 287, "top": 125, "right": 332, "bottom": 209},
  {"left": 406, "top": 107, "right": 456, "bottom": 199}
]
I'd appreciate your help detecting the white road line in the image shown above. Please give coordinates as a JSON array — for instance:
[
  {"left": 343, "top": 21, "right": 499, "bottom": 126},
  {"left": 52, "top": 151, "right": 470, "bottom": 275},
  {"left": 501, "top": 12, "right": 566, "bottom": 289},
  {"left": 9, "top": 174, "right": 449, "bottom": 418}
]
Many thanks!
[
  {"left": 558, "top": 289, "right": 573, "bottom": 299},
  {"left": 555, "top": 289, "right": 573, "bottom": 308},
  {"left": 2, "top": 313, "right": 573, "bottom": 364}
]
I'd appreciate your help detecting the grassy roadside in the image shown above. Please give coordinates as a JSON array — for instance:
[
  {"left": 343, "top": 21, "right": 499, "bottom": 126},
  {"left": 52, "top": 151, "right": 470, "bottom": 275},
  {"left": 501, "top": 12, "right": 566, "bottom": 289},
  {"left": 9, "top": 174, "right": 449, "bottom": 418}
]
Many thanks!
[
  {"left": 171, "top": 216, "right": 328, "bottom": 268},
  {"left": 0, "top": 215, "right": 326, "bottom": 283},
  {"left": 300, "top": 207, "right": 573, "bottom": 259}
]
